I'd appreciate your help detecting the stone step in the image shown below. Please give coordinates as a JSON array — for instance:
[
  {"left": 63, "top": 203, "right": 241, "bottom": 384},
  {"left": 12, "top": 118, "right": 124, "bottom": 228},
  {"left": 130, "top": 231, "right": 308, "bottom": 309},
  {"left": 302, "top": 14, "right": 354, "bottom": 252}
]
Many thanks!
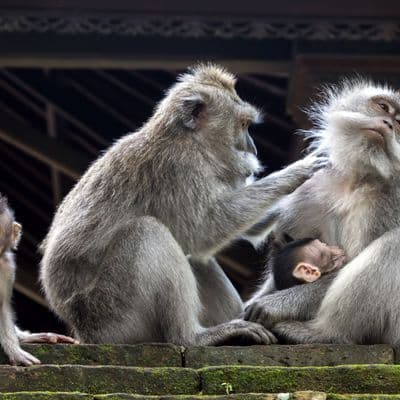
[
  {"left": 2, "top": 365, "right": 400, "bottom": 395},
  {"left": 0, "top": 393, "right": 322, "bottom": 400},
  {"left": 185, "top": 344, "right": 394, "bottom": 367},
  {"left": 2, "top": 393, "right": 400, "bottom": 400},
  {"left": 201, "top": 365, "right": 400, "bottom": 395},
  {"left": 0, "top": 344, "right": 182, "bottom": 367},
  {"left": 0, "top": 344, "right": 394, "bottom": 367},
  {"left": 0, "top": 365, "right": 199, "bottom": 395}
]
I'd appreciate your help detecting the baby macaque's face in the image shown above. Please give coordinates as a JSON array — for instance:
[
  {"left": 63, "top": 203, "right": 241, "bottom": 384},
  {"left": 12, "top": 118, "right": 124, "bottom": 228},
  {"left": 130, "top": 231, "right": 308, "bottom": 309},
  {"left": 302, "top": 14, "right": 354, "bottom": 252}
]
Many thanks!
[
  {"left": 302, "top": 239, "right": 346, "bottom": 273},
  {"left": 293, "top": 239, "right": 346, "bottom": 283}
]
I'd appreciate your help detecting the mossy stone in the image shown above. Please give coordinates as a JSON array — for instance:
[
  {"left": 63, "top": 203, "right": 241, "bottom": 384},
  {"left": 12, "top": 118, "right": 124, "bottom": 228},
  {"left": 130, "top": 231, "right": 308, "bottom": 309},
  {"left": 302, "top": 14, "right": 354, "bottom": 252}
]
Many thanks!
[
  {"left": 0, "top": 365, "right": 199, "bottom": 395},
  {"left": 200, "top": 365, "right": 400, "bottom": 394},
  {"left": 0, "top": 344, "right": 182, "bottom": 367}
]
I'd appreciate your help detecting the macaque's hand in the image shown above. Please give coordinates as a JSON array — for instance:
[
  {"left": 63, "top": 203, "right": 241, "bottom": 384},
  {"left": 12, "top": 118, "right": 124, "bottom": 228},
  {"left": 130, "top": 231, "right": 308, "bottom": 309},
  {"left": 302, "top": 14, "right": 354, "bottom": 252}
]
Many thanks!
[
  {"left": 243, "top": 297, "right": 284, "bottom": 330},
  {"left": 20, "top": 332, "right": 79, "bottom": 344},
  {"left": 299, "top": 150, "right": 331, "bottom": 175},
  {"left": 9, "top": 348, "right": 40, "bottom": 366}
]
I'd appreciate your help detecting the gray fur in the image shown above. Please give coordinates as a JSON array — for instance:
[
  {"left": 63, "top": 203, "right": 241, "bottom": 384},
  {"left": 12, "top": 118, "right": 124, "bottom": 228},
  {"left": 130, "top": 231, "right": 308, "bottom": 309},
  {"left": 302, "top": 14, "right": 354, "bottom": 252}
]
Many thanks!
[
  {"left": 40, "top": 64, "right": 321, "bottom": 345},
  {"left": 245, "top": 80, "right": 400, "bottom": 345},
  {"left": 0, "top": 199, "right": 77, "bottom": 365},
  {"left": 0, "top": 201, "right": 41, "bottom": 366}
]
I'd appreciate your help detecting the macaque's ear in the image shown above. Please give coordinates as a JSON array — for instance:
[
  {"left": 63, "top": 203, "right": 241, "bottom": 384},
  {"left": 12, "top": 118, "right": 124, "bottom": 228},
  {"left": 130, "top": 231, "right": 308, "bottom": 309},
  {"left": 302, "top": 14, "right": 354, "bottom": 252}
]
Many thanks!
[
  {"left": 11, "top": 222, "right": 22, "bottom": 249},
  {"left": 292, "top": 262, "right": 321, "bottom": 283},
  {"left": 182, "top": 94, "right": 206, "bottom": 130},
  {"left": 283, "top": 233, "right": 295, "bottom": 244}
]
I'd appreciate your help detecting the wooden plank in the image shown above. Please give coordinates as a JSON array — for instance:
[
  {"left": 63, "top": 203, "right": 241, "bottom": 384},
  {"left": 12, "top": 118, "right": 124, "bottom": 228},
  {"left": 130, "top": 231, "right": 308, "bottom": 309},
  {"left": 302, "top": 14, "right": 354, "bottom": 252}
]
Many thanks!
[
  {"left": 0, "top": 110, "right": 90, "bottom": 179},
  {"left": 288, "top": 55, "right": 400, "bottom": 129},
  {"left": 0, "top": 0, "right": 398, "bottom": 18}
]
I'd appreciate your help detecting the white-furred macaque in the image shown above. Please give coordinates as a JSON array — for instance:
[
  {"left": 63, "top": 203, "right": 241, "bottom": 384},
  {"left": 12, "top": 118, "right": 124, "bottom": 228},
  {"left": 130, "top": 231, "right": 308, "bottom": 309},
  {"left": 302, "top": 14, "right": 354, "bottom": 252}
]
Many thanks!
[
  {"left": 245, "top": 80, "right": 400, "bottom": 345},
  {"left": 0, "top": 195, "right": 78, "bottom": 366}
]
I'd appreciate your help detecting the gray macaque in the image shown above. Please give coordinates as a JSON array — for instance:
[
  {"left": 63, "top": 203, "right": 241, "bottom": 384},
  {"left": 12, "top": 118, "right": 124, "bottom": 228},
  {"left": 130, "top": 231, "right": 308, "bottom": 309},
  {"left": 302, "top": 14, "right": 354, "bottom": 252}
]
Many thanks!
[
  {"left": 0, "top": 195, "right": 77, "bottom": 366},
  {"left": 269, "top": 235, "right": 346, "bottom": 290},
  {"left": 40, "top": 64, "right": 324, "bottom": 346},
  {"left": 245, "top": 80, "right": 400, "bottom": 345}
]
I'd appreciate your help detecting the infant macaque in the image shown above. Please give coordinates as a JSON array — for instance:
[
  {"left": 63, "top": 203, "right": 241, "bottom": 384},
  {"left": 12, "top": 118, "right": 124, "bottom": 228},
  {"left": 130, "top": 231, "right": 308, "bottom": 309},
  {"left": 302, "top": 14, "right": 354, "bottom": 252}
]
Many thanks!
[
  {"left": 0, "top": 195, "right": 78, "bottom": 366},
  {"left": 270, "top": 234, "right": 347, "bottom": 290}
]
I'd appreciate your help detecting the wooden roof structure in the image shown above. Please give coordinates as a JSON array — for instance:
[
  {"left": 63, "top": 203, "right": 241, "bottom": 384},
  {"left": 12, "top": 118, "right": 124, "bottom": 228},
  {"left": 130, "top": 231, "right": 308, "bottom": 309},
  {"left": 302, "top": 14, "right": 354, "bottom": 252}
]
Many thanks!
[{"left": 1, "top": 0, "right": 399, "bottom": 332}]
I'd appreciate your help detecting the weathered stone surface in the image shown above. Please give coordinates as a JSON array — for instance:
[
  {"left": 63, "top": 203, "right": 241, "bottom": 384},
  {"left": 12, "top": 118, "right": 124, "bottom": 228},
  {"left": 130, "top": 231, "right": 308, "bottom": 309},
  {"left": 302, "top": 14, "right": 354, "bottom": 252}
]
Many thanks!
[
  {"left": 328, "top": 396, "right": 400, "bottom": 400},
  {"left": 0, "top": 366, "right": 199, "bottom": 395},
  {"left": 96, "top": 395, "right": 295, "bottom": 399},
  {"left": 200, "top": 365, "right": 400, "bottom": 394},
  {"left": 1, "top": 394, "right": 400, "bottom": 400},
  {"left": 294, "top": 392, "right": 327, "bottom": 400},
  {"left": 184, "top": 345, "right": 394, "bottom": 368},
  {"left": 0, "top": 393, "right": 91, "bottom": 399},
  {"left": 392, "top": 347, "right": 400, "bottom": 364},
  {"left": 0, "top": 344, "right": 182, "bottom": 367}
]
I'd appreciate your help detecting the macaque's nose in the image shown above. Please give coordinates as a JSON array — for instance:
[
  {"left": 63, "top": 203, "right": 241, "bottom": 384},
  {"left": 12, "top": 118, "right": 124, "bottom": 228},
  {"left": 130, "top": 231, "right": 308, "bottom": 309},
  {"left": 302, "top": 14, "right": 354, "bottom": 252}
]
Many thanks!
[{"left": 382, "top": 119, "right": 393, "bottom": 131}]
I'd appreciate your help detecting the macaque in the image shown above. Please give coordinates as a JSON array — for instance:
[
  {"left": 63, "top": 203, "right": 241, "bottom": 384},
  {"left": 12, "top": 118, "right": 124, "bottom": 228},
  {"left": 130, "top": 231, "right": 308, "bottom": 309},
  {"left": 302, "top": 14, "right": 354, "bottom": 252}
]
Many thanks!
[
  {"left": 0, "top": 195, "right": 77, "bottom": 366},
  {"left": 40, "top": 64, "right": 326, "bottom": 346},
  {"left": 245, "top": 80, "right": 400, "bottom": 345},
  {"left": 270, "top": 234, "right": 346, "bottom": 290}
]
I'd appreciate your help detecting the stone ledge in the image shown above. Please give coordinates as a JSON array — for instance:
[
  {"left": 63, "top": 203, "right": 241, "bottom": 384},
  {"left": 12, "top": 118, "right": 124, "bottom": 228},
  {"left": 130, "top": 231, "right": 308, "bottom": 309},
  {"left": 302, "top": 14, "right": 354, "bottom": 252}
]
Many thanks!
[
  {"left": 0, "top": 366, "right": 200, "bottom": 395},
  {"left": 0, "top": 392, "right": 328, "bottom": 399},
  {"left": 4, "top": 392, "right": 400, "bottom": 400},
  {"left": 199, "top": 365, "right": 400, "bottom": 394},
  {"left": 185, "top": 345, "right": 394, "bottom": 368},
  {"left": 0, "top": 344, "right": 182, "bottom": 367},
  {"left": 0, "top": 344, "right": 394, "bottom": 368},
  {"left": 3, "top": 365, "right": 400, "bottom": 395}
]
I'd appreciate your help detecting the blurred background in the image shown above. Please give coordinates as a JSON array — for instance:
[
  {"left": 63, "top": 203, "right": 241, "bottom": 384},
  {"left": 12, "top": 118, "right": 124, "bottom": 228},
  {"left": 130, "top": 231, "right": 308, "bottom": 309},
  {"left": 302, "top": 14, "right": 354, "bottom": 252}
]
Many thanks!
[{"left": 0, "top": 0, "right": 399, "bottom": 334}]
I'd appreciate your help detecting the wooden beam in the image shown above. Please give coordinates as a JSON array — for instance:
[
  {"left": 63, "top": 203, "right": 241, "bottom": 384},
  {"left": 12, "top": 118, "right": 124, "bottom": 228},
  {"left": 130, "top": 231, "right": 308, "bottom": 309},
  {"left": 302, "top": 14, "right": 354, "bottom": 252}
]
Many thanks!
[
  {"left": 15, "top": 261, "right": 47, "bottom": 308},
  {"left": 0, "top": 109, "right": 90, "bottom": 179},
  {"left": 1, "top": 0, "right": 399, "bottom": 19},
  {"left": 0, "top": 57, "right": 290, "bottom": 75},
  {"left": 288, "top": 55, "right": 400, "bottom": 128}
]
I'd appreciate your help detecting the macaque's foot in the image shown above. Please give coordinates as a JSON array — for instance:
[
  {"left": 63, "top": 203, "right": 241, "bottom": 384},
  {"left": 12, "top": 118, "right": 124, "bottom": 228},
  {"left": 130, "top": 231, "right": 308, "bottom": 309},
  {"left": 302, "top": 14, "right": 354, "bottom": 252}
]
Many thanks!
[
  {"left": 20, "top": 332, "right": 79, "bottom": 345},
  {"left": 243, "top": 299, "right": 283, "bottom": 330},
  {"left": 197, "top": 319, "right": 277, "bottom": 346},
  {"left": 9, "top": 348, "right": 41, "bottom": 366}
]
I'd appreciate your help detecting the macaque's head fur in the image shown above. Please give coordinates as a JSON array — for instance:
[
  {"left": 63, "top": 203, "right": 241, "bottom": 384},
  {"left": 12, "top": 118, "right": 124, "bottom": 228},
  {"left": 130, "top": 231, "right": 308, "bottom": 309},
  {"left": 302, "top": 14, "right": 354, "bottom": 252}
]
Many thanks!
[
  {"left": 306, "top": 79, "right": 400, "bottom": 179},
  {"left": 149, "top": 63, "right": 263, "bottom": 181}
]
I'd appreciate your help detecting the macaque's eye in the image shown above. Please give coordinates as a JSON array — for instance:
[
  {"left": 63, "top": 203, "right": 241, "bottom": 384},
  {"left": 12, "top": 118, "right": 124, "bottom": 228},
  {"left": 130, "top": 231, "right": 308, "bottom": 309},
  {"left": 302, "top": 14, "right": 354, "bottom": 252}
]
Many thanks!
[{"left": 378, "top": 103, "right": 390, "bottom": 113}]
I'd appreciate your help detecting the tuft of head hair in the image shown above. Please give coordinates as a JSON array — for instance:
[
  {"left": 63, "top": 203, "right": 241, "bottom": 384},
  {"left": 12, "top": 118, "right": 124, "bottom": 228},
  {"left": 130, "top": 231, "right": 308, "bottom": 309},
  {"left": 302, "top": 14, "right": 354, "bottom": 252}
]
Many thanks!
[
  {"left": 0, "top": 194, "right": 8, "bottom": 215},
  {"left": 178, "top": 63, "right": 237, "bottom": 92}
]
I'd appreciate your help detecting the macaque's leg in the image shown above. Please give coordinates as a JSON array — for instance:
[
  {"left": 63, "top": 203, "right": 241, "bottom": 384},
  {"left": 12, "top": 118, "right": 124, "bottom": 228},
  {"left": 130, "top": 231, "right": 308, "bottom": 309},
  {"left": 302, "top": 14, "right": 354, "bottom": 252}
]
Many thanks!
[
  {"left": 0, "top": 306, "right": 40, "bottom": 366},
  {"left": 272, "top": 320, "right": 351, "bottom": 344},
  {"left": 190, "top": 256, "right": 243, "bottom": 327}
]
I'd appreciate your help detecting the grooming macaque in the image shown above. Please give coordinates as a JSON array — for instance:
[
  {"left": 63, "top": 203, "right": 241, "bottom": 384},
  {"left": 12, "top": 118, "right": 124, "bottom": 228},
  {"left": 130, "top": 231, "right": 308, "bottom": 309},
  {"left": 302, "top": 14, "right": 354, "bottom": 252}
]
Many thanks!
[
  {"left": 270, "top": 235, "right": 346, "bottom": 290},
  {"left": 245, "top": 80, "right": 400, "bottom": 345},
  {"left": 0, "top": 196, "right": 77, "bottom": 366},
  {"left": 40, "top": 64, "right": 325, "bottom": 346}
]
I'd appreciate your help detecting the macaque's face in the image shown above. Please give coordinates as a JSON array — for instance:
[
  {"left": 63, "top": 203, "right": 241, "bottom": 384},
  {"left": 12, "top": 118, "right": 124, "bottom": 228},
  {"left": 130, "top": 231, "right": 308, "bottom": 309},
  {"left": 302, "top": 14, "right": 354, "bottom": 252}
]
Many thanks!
[
  {"left": 0, "top": 210, "right": 21, "bottom": 255},
  {"left": 293, "top": 239, "right": 346, "bottom": 283},
  {"left": 318, "top": 83, "right": 400, "bottom": 178}
]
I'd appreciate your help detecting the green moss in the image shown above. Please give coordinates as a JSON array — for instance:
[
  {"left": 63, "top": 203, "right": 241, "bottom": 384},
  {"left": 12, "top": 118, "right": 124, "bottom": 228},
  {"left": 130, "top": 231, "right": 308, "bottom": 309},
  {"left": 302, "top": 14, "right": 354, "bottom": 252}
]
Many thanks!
[
  {"left": 0, "top": 365, "right": 200, "bottom": 395},
  {"left": 200, "top": 365, "right": 400, "bottom": 394},
  {"left": 0, "top": 344, "right": 183, "bottom": 367},
  {"left": 0, "top": 392, "right": 92, "bottom": 399},
  {"left": 328, "top": 396, "right": 400, "bottom": 400}
]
